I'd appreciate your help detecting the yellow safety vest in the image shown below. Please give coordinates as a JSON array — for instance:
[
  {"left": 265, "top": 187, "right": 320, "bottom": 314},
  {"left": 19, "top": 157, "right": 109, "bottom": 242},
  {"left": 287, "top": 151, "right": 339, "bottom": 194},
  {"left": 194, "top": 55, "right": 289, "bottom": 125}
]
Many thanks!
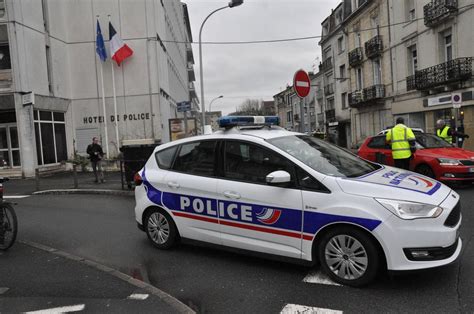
[
  {"left": 437, "top": 126, "right": 452, "bottom": 144},
  {"left": 386, "top": 124, "right": 416, "bottom": 159}
]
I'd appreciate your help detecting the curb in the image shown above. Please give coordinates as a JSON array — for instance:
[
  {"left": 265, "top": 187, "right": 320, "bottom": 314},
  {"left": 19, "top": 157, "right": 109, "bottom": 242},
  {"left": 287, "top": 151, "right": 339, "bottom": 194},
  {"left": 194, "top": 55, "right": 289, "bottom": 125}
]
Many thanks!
[
  {"left": 19, "top": 240, "right": 195, "bottom": 314},
  {"left": 32, "top": 189, "right": 134, "bottom": 196}
]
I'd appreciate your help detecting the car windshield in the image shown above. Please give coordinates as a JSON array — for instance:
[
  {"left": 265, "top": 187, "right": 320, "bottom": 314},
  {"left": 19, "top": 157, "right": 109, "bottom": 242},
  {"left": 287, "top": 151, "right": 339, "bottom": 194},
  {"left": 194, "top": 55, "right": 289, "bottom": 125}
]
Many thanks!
[
  {"left": 416, "top": 133, "right": 454, "bottom": 148},
  {"left": 268, "top": 135, "right": 381, "bottom": 178}
]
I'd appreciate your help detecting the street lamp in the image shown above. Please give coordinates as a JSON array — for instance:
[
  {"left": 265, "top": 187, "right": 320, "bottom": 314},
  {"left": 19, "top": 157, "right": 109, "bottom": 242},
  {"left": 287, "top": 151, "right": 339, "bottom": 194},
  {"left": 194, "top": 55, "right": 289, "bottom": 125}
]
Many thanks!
[
  {"left": 199, "top": 0, "right": 244, "bottom": 133},
  {"left": 209, "top": 95, "right": 224, "bottom": 112}
]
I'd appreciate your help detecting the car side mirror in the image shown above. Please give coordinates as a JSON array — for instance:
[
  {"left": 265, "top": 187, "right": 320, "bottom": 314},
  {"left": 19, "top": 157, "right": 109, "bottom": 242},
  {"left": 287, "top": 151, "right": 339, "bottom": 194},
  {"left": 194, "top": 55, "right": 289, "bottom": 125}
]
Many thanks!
[{"left": 266, "top": 170, "right": 291, "bottom": 185}]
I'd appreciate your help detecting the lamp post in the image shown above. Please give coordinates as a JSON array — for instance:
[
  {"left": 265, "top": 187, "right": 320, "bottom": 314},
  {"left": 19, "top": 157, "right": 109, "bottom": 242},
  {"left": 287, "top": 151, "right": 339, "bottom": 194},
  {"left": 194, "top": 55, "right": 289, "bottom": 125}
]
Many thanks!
[
  {"left": 209, "top": 95, "right": 223, "bottom": 113},
  {"left": 199, "top": 0, "right": 243, "bottom": 133}
]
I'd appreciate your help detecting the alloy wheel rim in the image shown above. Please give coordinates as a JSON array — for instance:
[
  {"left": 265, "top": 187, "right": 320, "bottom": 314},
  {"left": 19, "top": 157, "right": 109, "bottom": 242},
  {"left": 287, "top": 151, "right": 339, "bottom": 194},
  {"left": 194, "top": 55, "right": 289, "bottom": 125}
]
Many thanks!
[
  {"left": 147, "top": 213, "right": 170, "bottom": 244},
  {"left": 325, "top": 234, "right": 368, "bottom": 280}
]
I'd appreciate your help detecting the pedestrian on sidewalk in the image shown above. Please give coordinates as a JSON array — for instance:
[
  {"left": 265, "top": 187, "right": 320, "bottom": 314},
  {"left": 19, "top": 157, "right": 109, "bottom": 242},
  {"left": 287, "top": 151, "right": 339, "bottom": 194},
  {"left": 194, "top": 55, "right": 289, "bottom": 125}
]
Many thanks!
[{"left": 87, "top": 137, "right": 105, "bottom": 183}]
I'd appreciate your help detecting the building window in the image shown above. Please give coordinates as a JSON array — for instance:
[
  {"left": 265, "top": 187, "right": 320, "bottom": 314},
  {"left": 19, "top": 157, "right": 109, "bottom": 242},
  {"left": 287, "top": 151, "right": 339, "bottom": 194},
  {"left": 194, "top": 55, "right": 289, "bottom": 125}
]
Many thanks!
[
  {"left": 407, "top": 45, "right": 417, "bottom": 75},
  {"left": 373, "top": 59, "right": 382, "bottom": 85},
  {"left": 406, "top": 0, "right": 415, "bottom": 21},
  {"left": 444, "top": 33, "right": 452, "bottom": 62},
  {"left": 327, "top": 98, "right": 335, "bottom": 110},
  {"left": 0, "top": 25, "right": 10, "bottom": 70},
  {"left": 356, "top": 68, "right": 363, "bottom": 90},
  {"left": 337, "top": 37, "right": 345, "bottom": 54},
  {"left": 339, "top": 64, "right": 346, "bottom": 80},
  {"left": 34, "top": 110, "right": 67, "bottom": 166},
  {"left": 0, "top": 0, "right": 5, "bottom": 19},
  {"left": 341, "top": 93, "right": 347, "bottom": 109},
  {"left": 354, "top": 32, "right": 361, "bottom": 48},
  {"left": 287, "top": 111, "right": 292, "bottom": 123}
]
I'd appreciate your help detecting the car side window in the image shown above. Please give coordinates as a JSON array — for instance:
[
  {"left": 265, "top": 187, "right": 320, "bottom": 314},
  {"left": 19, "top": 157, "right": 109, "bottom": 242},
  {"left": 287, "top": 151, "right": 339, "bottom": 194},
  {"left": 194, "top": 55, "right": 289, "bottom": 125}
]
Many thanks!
[
  {"left": 368, "top": 136, "right": 389, "bottom": 149},
  {"left": 172, "top": 141, "right": 217, "bottom": 176},
  {"left": 296, "top": 167, "right": 330, "bottom": 193},
  {"left": 155, "top": 146, "right": 177, "bottom": 170},
  {"left": 224, "top": 140, "right": 294, "bottom": 185}
]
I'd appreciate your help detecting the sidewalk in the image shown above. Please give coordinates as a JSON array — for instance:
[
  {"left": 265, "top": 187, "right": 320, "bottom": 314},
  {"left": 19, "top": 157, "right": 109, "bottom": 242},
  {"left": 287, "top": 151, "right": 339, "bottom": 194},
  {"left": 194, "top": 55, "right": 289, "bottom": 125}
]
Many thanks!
[
  {"left": 5, "top": 171, "right": 132, "bottom": 196},
  {"left": 0, "top": 242, "right": 193, "bottom": 313}
]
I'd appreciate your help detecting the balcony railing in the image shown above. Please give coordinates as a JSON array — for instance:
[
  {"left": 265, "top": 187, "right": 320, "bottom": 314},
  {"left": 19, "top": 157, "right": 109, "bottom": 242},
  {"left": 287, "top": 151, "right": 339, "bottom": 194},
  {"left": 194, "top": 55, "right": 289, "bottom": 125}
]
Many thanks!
[
  {"left": 349, "top": 47, "right": 363, "bottom": 67},
  {"left": 406, "top": 57, "right": 472, "bottom": 91},
  {"left": 320, "top": 57, "right": 333, "bottom": 72},
  {"left": 325, "top": 109, "right": 336, "bottom": 122},
  {"left": 424, "top": 0, "right": 457, "bottom": 27},
  {"left": 324, "top": 83, "right": 334, "bottom": 95},
  {"left": 349, "top": 85, "right": 385, "bottom": 107},
  {"left": 365, "top": 35, "right": 383, "bottom": 59}
]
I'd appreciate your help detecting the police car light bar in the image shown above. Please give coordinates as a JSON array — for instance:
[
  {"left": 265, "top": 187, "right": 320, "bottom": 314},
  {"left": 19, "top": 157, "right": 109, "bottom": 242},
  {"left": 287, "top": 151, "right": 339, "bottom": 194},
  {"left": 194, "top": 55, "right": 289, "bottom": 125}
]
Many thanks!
[{"left": 218, "top": 116, "right": 280, "bottom": 128}]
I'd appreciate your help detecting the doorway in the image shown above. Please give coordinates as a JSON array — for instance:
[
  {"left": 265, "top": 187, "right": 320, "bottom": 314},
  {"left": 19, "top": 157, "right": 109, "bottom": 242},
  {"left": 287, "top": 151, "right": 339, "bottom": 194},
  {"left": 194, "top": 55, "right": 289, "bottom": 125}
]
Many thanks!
[{"left": 0, "top": 124, "right": 20, "bottom": 168}]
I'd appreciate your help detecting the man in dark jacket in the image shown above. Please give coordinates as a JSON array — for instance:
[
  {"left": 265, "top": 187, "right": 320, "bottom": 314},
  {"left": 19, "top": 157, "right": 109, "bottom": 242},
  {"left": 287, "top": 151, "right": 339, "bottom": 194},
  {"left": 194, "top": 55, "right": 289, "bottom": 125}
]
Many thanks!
[{"left": 86, "top": 137, "right": 104, "bottom": 183}]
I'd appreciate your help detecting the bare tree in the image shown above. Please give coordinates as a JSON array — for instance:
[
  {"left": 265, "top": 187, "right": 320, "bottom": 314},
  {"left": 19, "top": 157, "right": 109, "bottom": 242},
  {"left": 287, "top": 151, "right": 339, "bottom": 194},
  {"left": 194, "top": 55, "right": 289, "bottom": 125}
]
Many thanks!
[{"left": 231, "top": 99, "right": 264, "bottom": 116}]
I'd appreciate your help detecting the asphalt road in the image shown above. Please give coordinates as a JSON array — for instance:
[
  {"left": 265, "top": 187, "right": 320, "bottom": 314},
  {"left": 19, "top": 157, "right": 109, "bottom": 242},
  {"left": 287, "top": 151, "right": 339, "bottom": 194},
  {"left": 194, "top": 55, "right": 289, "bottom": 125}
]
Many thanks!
[{"left": 10, "top": 185, "right": 474, "bottom": 313}]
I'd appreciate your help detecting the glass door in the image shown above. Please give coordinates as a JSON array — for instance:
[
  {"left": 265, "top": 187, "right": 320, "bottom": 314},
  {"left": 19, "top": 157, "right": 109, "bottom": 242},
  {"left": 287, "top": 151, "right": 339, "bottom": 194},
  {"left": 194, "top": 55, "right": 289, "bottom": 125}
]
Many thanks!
[{"left": 0, "top": 124, "right": 20, "bottom": 168}]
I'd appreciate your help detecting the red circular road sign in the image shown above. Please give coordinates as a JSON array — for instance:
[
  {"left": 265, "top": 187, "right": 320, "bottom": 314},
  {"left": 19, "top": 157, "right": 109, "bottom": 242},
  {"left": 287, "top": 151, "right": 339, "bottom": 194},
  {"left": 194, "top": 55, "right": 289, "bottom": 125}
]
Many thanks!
[{"left": 293, "top": 69, "right": 311, "bottom": 98}]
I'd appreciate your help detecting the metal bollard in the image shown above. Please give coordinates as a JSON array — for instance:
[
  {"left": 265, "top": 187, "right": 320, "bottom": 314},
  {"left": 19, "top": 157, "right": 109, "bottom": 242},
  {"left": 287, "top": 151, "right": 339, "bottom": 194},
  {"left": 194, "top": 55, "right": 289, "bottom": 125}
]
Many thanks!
[
  {"left": 73, "top": 164, "right": 78, "bottom": 189},
  {"left": 35, "top": 168, "right": 40, "bottom": 191}
]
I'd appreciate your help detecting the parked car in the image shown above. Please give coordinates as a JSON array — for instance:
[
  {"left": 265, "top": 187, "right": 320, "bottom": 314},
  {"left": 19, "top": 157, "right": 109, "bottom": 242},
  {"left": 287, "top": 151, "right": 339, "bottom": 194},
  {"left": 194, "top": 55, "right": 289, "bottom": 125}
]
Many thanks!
[{"left": 358, "top": 133, "right": 474, "bottom": 182}]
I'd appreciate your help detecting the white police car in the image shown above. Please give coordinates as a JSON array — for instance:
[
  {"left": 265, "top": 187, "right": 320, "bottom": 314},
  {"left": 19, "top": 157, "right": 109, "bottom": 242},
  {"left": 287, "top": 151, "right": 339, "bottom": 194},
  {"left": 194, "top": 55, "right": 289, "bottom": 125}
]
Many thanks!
[{"left": 134, "top": 116, "right": 462, "bottom": 286}]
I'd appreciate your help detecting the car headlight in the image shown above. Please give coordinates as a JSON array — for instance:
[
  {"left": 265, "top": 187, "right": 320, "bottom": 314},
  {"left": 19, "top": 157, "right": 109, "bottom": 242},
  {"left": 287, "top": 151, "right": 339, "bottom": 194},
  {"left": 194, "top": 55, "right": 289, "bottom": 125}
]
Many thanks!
[
  {"left": 375, "top": 199, "right": 443, "bottom": 220},
  {"left": 437, "top": 158, "right": 461, "bottom": 166}
]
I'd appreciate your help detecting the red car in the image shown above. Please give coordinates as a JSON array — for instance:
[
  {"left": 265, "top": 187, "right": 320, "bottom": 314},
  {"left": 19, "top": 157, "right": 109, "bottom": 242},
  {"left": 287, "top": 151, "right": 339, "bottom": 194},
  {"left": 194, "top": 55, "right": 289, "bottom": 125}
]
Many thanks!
[{"left": 358, "top": 133, "right": 474, "bottom": 182}]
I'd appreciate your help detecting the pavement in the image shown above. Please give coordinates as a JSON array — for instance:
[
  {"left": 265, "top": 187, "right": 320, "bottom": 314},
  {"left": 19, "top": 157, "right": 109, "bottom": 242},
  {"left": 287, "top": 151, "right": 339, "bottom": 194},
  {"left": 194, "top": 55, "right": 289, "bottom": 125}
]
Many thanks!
[
  {"left": 4, "top": 171, "right": 132, "bottom": 196},
  {"left": 0, "top": 241, "right": 193, "bottom": 313}
]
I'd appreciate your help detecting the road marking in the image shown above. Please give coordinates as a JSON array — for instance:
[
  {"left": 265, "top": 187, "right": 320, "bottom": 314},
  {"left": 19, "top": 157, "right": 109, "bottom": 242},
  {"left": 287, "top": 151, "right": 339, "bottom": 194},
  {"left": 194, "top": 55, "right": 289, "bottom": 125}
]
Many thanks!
[
  {"left": 3, "top": 195, "right": 30, "bottom": 199},
  {"left": 25, "top": 304, "right": 85, "bottom": 313},
  {"left": 127, "top": 293, "right": 149, "bottom": 300},
  {"left": 281, "top": 304, "right": 343, "bottom": 314},
  {"left": 0, "top": 287, "right": 9, "bottom": 294},
  {"left": 296, "top": 81, "right": 310, "bottom": 87},
  {"left": 303, "top": 271, "right": 341, "bottom": 286}
]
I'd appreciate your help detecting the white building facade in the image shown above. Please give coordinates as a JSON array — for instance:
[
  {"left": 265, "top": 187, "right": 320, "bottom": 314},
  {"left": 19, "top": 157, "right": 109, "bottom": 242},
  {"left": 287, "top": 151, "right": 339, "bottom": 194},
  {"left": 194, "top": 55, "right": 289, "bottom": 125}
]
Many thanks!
[{"left": 0, "top": 0, "right": 197, "bottom": 177}]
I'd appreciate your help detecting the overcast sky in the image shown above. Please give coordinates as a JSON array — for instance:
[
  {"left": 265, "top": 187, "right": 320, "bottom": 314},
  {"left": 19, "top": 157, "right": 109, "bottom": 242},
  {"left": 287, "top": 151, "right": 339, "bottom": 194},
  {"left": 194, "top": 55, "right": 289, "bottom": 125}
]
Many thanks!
[{"left": 184, "top": 0, "right": 340, "bottom": 114}]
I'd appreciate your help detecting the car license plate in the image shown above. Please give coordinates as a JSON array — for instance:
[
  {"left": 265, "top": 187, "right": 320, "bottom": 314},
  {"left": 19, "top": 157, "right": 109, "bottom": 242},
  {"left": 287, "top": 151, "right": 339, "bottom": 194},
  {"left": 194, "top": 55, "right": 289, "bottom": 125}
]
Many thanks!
[{"left": 469, "top": 168, "right": 474, "bottom": 173}]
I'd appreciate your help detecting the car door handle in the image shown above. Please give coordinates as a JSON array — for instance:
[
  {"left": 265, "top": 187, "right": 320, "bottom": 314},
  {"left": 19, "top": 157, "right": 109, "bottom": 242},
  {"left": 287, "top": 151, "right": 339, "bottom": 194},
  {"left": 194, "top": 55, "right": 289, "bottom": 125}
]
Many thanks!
[
  {"left": 167, "top": 181, "right": 180, "bottom": 189},
  {"left": 223, "top": 191, "right": 241, "bottom": 199}
]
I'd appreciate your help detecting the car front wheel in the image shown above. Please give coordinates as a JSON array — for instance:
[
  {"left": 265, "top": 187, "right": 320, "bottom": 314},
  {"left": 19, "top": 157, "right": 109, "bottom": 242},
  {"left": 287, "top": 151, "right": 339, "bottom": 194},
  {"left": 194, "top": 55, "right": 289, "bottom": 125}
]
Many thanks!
[
  {"left": 318, "top": 227, "right": 380, "bottom": 287},
  {"left": 145, "top": 209, "right": 178, "bottom": 249}
]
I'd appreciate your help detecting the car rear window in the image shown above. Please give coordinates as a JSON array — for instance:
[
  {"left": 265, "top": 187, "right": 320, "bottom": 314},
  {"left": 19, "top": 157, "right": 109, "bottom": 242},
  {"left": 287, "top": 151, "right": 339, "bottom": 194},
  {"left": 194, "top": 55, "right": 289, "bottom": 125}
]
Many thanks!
[{"left": 367, "top": 136, "right": 388, "bottom": 149}]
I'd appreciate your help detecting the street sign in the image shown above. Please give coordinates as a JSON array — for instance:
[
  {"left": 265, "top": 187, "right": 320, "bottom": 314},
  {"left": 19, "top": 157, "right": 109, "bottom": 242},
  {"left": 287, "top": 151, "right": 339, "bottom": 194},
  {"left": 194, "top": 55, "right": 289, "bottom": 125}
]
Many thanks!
[
  {"left": 452, "top": 93, "right": 462, "bottom": 105},
  {"left": 293, "top": 69, "right": 311, "bottom": 98},
  {"left": 21, "top": 92, "right": 34, "bottom": 106},
  {"left": 177, "top": 101, "right": 191, "bottom": 112}
]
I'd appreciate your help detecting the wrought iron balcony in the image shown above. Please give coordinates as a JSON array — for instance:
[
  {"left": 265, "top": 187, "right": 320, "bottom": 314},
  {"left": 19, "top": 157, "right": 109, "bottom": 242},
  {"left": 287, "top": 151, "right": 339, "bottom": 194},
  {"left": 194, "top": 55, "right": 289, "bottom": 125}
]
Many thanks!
[
  {"left": 320, "top": 57, "right": 333, "bottom": 72},
  {"left": 349, "top": 85, "right": 385, "bottom": 107},
  {"left": 365, "top": 35, "right": 383, "bottom": 59},
  {"left": 324, "top": 83, "right": 334, "bottom": 96},
  {"left": 325, "top": 109, "right": 336, "bottom": 122},
  {"left": 406, "top": 57, "right": 472, "bottom": 91},
  {"left": 349, "top": 47, "right": 363, "bottom": 67},
  {"left": 424, "top": 0, "right": 457, "bottom": 27}
]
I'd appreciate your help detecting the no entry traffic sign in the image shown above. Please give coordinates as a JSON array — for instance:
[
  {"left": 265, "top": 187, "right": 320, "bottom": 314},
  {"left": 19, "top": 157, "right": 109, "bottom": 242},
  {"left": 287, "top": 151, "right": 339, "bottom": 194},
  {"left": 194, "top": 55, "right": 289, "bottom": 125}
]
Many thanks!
[{"left": 293, "top": 69, "right": 311, "bottom": 98}]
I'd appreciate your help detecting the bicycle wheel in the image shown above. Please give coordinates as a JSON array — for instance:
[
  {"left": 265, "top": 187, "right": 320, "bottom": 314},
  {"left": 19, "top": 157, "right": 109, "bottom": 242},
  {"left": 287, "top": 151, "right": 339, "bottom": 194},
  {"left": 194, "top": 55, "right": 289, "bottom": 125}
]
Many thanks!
[{"left": 0, "top": 203, "right": 18, "bottom": 250}]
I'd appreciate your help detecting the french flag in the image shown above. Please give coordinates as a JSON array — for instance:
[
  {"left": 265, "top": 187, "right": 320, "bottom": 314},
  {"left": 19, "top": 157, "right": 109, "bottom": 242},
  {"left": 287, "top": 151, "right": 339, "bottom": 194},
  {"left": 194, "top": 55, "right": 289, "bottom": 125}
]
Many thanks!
[{"left": 109, "top": 22, "right": 133, "bottom": 66}]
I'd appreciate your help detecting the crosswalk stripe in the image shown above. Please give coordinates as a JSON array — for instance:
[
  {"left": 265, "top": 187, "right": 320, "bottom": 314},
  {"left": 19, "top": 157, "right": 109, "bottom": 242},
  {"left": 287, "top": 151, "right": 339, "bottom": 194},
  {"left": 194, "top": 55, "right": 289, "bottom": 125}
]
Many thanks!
[
  {"left": 3, "top": 195, "right": 30, "bottom": 199},
  {"left": 281, "top": 304, "right": 343, "bottom": 314},
  {"left": 127, "top": 293, "right": 149, "bottom": 300},
  {"left": 303, "top": 271, "right": 341, "bottom": 286},
  {"left": 25, "top": 304, "right": 85, "bottom": 313}
]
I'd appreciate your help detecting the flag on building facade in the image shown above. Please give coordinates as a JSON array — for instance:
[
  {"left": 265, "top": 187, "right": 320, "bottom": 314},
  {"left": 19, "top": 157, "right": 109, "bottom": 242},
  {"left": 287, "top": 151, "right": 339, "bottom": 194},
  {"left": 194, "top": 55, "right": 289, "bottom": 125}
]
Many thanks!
[
  {"left": 95, "top": 20, "right": 107, "bottom": 62},
  {"left": 109, "top": 22, "right": 133, "bottom": 66}
]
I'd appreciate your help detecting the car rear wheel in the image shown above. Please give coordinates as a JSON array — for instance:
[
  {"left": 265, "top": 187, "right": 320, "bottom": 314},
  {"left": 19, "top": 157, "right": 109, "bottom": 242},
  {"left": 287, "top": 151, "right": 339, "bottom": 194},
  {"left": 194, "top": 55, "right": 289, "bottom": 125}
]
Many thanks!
[
  {"left": 145, "top": 209, "right": 178, "bottom": 249},
  {"left": 416, "top": 164, "right": 435, "bottom": 179},
  {"left": 318, "top": 227, "right": 380, "bottom": 287}
]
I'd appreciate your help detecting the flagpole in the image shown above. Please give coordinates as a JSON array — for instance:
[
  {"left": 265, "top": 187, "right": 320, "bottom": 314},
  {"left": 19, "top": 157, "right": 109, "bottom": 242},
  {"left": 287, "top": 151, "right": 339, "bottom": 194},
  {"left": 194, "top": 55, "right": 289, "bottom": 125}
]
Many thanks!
[
  {"left": 99, "top": 62, "right": 109, "bottom": 159},
  {"left": 109, "top": 15, "right": 120, "bottom": 151},
  {"left": 96, "top": 16, "right": 109, "bottom": 159}
]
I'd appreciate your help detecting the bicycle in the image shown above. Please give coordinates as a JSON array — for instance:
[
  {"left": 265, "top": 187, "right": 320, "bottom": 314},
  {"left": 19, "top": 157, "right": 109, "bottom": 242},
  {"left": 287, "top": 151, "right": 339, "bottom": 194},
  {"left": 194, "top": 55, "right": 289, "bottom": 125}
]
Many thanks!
[{"left": 0, "top": 177, "right": 17, "bottom": 251}]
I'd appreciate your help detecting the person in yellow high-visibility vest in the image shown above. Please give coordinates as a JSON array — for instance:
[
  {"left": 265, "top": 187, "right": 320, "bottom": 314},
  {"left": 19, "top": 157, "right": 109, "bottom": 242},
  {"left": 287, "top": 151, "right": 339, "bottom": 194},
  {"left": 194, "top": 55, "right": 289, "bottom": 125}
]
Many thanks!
[
  {"left": 436, "top": 119, "right": 469, "bottom": 146},
  {"left": 386, "top": 117, "right": 416, "bottom": 170}
]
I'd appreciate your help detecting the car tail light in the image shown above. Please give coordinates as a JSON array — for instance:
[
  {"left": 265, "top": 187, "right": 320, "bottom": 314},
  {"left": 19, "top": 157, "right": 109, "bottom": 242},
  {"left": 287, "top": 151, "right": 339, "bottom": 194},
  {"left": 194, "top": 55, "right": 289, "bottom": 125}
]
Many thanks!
[{"left": 134, "top": 172, "right": 143, "bottom": 186}]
